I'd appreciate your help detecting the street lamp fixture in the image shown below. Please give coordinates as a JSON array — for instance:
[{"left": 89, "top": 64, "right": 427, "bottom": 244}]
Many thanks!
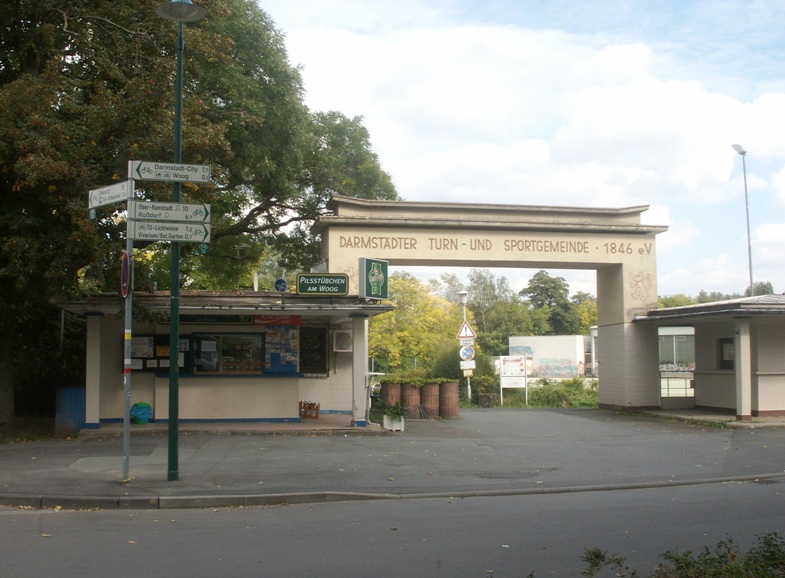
[
  {"left": 731, "top": 144, "right": 754, "bottom": 296},
  {"left": 458, "top": 290, "right": 469, "bottom": 315},
  {"left": 156, "top": 0, "right": 206, "bottom": 481},
  {"left": 156, "top": 0, "right": 206, "bottom": 22}
]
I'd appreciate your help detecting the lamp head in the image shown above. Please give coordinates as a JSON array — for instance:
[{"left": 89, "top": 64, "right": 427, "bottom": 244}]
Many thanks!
[
  {"left": 731, "top": 144, "right": 747, "bottom": 156},
  {"left": 156, "top": 0, "right": 206, "bottom": 22},
  {"left": 457, "top": 290, "right": 469, "bottom": 305}
]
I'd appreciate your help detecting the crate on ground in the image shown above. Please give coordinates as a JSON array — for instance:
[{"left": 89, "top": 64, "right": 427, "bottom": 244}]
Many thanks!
[{"left": 299, "top": 401, "right": 320, "bottom": 419}]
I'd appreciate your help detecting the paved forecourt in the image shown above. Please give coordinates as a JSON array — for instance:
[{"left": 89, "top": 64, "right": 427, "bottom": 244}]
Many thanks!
[{"left": 1, "top": 409, "right": 784, "bottom": 510}]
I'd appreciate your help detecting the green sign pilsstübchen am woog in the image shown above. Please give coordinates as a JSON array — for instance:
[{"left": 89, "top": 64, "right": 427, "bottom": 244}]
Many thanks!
[{"left": 296, "top": 273, "right": 349, "bottom": 296}]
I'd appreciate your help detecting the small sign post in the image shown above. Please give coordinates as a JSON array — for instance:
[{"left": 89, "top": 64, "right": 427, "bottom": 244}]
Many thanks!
[{"left": 456, "top": 318, "right": 476, "bottom": 401}]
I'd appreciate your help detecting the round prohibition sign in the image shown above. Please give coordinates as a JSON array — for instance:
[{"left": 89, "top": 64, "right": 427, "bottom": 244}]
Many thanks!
[{"left": 459, "top": 345, "right": 475, "bottom": 361}]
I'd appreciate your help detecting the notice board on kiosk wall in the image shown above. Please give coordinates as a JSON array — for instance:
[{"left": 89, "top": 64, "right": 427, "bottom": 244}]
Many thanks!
[
  {"left": 264, "top": 326, "right": 299, "bottom": 373},
  {"left": 129, "top": 335, "right": 189, "bottom": 371}
]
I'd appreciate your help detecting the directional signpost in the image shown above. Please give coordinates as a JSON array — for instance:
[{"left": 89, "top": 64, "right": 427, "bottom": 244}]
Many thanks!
[
  {"left": 130, "top": 200, "right": 210, "bottom": 222},
  {"left": 129, "top": 161, "right": 211, "bottom": 183},
  {"left": 128, "top": 199, "right": 211, "bottom": 243},
  {"left": 128, "top": 220, "right": 211, "bottom": 243},
  {"left": 86, "top": 159, "right": 212, "bottom": 484},
  {"left": 89, "top": 181, "right": 131, "bottom": 209}
]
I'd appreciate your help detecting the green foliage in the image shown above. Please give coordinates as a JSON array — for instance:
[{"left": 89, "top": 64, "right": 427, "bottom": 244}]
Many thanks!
[
  {"left": 378, "top": 374, "right": 455, "bottom": 387},
  {"left": 369, "top": 272, "right": 462, "bottom": 373},
  {"left": 502, "top": 378, "right": 598, "bottom": 408},
  {"left": 658, "top": 294, "right": 696, "bottom": 308},
  {"left": 472, "top": 374, "right": 497, "bottom": 394},
  {"left": 746, "top": 281, "right": 774, "bottom": 297},
  {"left": 520, "top": 270, "right": 581, "bottom": 335},
  {"left": 373, "top": 400, "right": 407, "bottom": 418},
  {"left": 580, "top": 548, "right": 634, "bottom": 577},
  {"left": 572, "top": 291, "right": 598, "bottom": 335},
  {"left": 461, "top": 269, "right": 556, "bottom": 355},
  {"left": 428, "top": 341, "right": 463, "bottom": 382},
  {"left": 573, "top": 532, "right": 785, "bottom": 578}
]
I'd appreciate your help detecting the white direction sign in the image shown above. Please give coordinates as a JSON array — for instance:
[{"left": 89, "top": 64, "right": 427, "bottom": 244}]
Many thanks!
[
  {"left": 89, "top": 181, "right": 130, "bottom": 209},
  {"left": 129, "top": 221, "right": 211, "bottom": 243},
  {"left": 130, "top": 161, "right": 211, "bottom": 183},
  {"left": 130, "top": 201, "right": 210, "bottom": 223}
]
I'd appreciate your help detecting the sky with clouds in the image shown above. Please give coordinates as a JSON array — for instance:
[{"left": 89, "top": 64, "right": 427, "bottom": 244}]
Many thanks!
[{"left": 259, "top": 0, "right": 785, "bottom": 298}]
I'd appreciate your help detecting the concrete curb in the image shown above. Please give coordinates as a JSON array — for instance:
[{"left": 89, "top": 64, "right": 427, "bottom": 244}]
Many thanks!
[{"left": 3, "top": 472, "right": 783, "bottom": 511}]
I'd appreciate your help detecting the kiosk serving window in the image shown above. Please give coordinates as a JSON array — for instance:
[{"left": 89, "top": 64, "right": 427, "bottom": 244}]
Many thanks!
[
  {"left": 193, "top": 334, "right": 264, "bottom": 375},
  {"left": 133, "top": 326, "right": 329, "bottom": 377}
]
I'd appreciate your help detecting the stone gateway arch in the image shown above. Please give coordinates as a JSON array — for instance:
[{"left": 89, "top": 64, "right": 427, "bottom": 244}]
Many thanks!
[{"left": 313, "top": 196, "right": 669, "bottom": 410}]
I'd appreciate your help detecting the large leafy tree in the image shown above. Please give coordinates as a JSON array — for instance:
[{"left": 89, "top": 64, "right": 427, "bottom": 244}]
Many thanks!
[
  {"left": 0, "top": 0, "right": 396, "bottom": 423},
  {"left": 465, "top": 269, "right": 547, "bottom": 355},
  {"left": 519, "top": 270, "right": 581, "bottom": 335}
]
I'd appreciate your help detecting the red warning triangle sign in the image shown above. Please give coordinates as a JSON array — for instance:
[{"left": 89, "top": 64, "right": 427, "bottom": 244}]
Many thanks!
[{"left": 456, "top": 320, "right": 477, "bottom": 339}]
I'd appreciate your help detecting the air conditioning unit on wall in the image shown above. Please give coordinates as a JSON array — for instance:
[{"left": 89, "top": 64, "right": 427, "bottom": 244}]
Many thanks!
[{"left": 333, "top": 330, "right": 353, "bottom": 352}]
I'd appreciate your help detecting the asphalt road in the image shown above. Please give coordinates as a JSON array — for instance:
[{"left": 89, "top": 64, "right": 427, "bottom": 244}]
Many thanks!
[{"left": 2, "top": 479, "right": 783, "bottom": 577}]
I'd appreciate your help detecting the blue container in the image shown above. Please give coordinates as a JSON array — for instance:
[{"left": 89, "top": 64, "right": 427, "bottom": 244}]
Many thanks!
[
  {"left": 55, "top": 387, "right": 86, "bottom": 437},
  {"left": 130, "top": 402, "right": 153, "bottom": 424}
]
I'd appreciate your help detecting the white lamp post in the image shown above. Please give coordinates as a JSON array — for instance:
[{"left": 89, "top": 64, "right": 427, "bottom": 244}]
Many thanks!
[
  {"left": 156, "top": 0, "right": 206, "bottom": 482},
  {"left": 731, "top": 144, "right": 754, "bottom": 296}
]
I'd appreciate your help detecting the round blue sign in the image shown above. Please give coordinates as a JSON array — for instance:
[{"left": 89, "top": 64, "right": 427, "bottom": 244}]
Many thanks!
[
  {"left": 274, "top": 278, "right": 288, "bottom": 292},
  {"left": 459, "top": 345, "right": 475, "bottom": 361}
]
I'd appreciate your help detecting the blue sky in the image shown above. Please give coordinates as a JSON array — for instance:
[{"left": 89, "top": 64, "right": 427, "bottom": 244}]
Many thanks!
[{"left": 260, "top": 0, "right": 785, "bottom": 297}]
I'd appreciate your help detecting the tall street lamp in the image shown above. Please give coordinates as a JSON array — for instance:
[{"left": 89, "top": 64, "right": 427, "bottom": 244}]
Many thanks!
[
  {"left": 731, "top": 144, "right": 754, "bottom": 296},
  {"left": 156, "top": 0, "right": 206, "bottom": 481}
]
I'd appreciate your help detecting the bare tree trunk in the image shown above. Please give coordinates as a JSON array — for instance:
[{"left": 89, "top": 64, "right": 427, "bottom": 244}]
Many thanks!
[{"left": 0, "top": 326, "right": 16, "bottom": 434}]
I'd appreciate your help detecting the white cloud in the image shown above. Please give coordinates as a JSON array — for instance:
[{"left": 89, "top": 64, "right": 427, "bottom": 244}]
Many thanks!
[{"left": 263, "top": 0, "right": 785, "bottom": 295}]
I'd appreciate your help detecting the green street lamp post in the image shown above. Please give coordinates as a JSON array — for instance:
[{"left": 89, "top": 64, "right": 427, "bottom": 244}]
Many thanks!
[{"left": 156, "top": 0, "right": 206, "bottom": 481}]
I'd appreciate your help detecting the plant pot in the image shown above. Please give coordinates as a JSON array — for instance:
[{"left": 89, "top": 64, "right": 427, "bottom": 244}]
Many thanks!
[
  {"left": 400, "top": 384, "right": 421, "bottom": 418},
  {"left": 383, "top": 414, "right": 404, "bottom": 431},
  {"left": 380, "top": 382, "right": 401, "bottom": 405},
  {"left": 439, "top": 382, "right": 460, "bottom": 418},
  {"left": 420, "top": 383, "right": 440, "bottom": 418}
]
